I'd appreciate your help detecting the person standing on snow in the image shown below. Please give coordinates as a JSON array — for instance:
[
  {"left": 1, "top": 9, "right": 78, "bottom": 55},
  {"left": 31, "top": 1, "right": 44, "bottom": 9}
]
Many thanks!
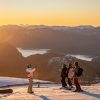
[
  {"left": 26, "top": 64, "right": 36, "bottom": 93},
  {"left": 67, "top": 63, "right": 74, "bottom": 90},
  {"left": 73, "top": 62, "right": 83, "bottom": 92},
  {"left": 61, "top": 64, "right": 67, "bottom": 89}
]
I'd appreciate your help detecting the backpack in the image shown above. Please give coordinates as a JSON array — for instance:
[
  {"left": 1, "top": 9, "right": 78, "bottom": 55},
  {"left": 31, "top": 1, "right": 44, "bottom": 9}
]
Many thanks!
[{"left": 76, "top": 68, "right": 83, "bottom": 77}]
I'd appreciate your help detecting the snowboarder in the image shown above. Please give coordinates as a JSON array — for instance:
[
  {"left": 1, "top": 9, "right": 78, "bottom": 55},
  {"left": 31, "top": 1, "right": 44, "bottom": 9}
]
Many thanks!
[{"left": 26, "top": 64, "right": 36, "bottom": 93}]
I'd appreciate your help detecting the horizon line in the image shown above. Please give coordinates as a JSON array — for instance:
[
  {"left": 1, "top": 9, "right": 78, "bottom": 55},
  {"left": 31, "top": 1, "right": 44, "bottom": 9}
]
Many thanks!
[{"left": 0, "top": 24, "right": 100, "bottom": 27}]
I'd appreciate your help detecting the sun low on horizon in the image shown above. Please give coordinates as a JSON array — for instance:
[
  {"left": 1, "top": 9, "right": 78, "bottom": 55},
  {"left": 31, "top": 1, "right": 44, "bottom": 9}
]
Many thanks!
[{"left": 0, "top": 0, "right": 100, "bottom": 26}]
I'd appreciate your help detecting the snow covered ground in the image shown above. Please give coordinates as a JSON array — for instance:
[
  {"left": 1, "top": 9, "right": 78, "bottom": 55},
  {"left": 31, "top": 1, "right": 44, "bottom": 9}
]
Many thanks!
[
  {"left": 0, "top": 77, "right": 100, "bottom": 100},
  {"left": 0, "top": 77, "right": 51, "bottom": 87}
]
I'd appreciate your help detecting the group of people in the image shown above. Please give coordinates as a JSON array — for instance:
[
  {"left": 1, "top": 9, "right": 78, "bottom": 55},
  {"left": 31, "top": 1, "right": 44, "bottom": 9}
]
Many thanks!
[
  {"left": 61, "top": 62, "right": 83, "bottom": 92},
  {"left": 26, "top": 61, "right": 83, "bottom": 94}
]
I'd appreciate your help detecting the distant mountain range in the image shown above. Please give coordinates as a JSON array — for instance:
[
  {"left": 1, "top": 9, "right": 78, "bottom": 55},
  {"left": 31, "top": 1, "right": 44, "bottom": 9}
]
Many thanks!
[
  {"left": 0, "top": 25, "right": 100, "bottom": 57},
  {"left": 0, "top": 25, "right": 100, "bottom": 82}
]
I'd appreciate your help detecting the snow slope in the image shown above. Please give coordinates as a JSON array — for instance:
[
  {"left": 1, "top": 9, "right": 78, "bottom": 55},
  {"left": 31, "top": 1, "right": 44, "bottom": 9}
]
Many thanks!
[
  {"left": 0, "top": 77, "right": 51, "bottom": 87},
  {"left": 0, "top": 84, "right": 100, "bottom": 100},
  {"left": 0, "top": 77, "right": 100, "bottom": 100}
]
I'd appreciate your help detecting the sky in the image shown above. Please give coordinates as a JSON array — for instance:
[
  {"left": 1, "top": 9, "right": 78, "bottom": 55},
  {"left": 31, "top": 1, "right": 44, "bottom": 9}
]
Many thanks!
[{"left": 0, "top": 0, "right": 100, "bottom": 26}]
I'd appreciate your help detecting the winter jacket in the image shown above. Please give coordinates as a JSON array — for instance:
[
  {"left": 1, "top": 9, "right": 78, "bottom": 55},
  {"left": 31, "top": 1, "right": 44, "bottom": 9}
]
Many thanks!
[
  {"left": 26, "top": 68, "right": 36, "bottom": 78},
  {"left": 61, "top": 67, "right": 67, "bottom": 78},
  {"left": 74, "top": 66, "right": 79, "bottom": 78},
  {"left": 68, "top": 67, "right": 74, "bottom": 79}
]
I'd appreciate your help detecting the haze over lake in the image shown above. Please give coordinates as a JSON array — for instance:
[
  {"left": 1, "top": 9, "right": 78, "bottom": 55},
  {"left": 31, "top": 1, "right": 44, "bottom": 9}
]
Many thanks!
[
  {"left": 17, "top": 48, "right": 94, "bottom": 61},
  {"left": 17, "top": 48, "right": 50, "bottom": 57}
]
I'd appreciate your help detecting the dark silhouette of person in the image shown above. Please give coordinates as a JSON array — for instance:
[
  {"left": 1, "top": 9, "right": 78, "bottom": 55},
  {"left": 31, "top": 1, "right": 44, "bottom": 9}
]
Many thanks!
[
  {"left": 74, "top": 62, "right": 83, "bottom": 92},
  {"left": 61, "top": 64, "right": 67, "bottom": 88}
]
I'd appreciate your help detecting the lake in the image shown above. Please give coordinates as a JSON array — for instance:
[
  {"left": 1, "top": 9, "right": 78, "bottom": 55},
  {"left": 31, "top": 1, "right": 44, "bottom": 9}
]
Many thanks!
[
  {"left": 67, "top": 54, "right": 93, "bottom": 61},
  {"left": 17, "top": 48, "right": 94, "bottom": 61},
  {"left": 17, "top": 48, "right": 50, "bottom": 57}
]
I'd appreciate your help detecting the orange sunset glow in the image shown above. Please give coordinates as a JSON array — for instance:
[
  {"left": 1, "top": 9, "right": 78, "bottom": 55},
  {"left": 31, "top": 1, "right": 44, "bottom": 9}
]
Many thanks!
[{"left": 0, "top": 0, "right": 100, "bottom": 26}]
